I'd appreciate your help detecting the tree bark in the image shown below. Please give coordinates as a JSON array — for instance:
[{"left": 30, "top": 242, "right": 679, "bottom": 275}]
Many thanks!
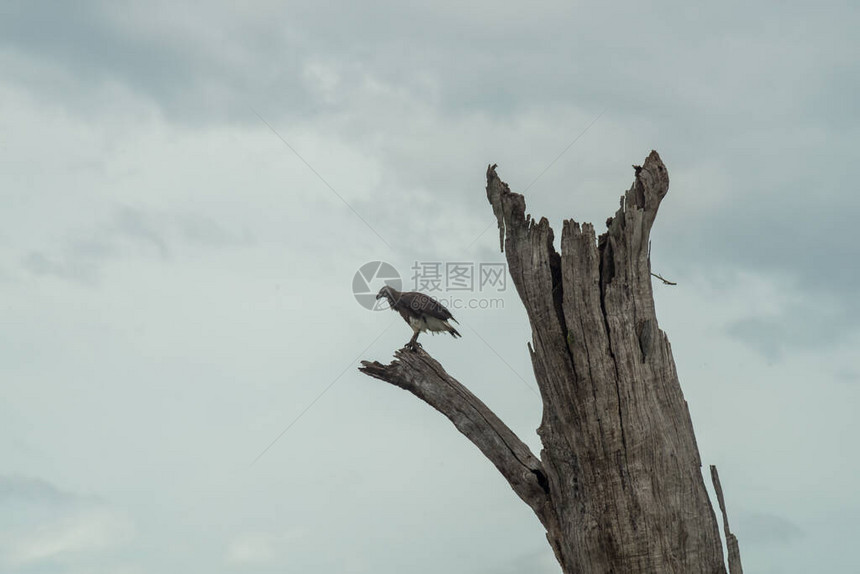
[{"left": 360, "top": 151, "right": 738, "bottom": 573}]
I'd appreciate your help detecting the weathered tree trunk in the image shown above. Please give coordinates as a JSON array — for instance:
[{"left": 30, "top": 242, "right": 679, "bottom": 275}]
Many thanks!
[{"left": 360, "top": 151, "right": 741, "bottom": 573}]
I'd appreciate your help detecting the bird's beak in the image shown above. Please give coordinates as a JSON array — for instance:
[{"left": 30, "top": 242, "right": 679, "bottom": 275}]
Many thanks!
[{"left": 375, "top": 292, "right": 383, "bottom": 300}]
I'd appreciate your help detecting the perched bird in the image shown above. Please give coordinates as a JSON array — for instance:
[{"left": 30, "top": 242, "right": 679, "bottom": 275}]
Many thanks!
[{"left": 376, "top": 285, "right": 461, "bottom": 350}]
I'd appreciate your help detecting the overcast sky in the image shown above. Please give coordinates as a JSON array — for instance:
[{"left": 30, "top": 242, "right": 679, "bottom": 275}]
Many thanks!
[{"left": 2, "top": 1, "right": 858, "bottom": 573}]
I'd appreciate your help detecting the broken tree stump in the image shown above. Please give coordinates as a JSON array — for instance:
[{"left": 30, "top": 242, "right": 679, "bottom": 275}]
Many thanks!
[{"left": 360, "top": 151, "right": 740, "bottom": 573}]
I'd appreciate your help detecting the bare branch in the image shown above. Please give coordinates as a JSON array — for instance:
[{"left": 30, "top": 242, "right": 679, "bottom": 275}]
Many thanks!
[
  {"left": 359, "top": 347, "right": 554, "bottom": 527},
  {"left": 710, "top": 465, "right": 744, "bottom": 574},
  {"left": 650, "top": 272, "right": 677, "bottom": 285}
]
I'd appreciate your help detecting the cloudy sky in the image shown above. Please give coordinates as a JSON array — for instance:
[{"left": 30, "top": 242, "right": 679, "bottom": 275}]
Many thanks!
[{"left": 2, "top": 1, "right": 858, "bottom": 572}]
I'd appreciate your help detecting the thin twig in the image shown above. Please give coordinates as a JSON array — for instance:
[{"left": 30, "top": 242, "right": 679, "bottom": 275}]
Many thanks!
[{"left": 650, "top": 272, "right": 677, "bottom": 286}]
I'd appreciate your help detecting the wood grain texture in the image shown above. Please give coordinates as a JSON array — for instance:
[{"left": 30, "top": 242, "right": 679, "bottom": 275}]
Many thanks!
[{"left": 361, "top": 151, "right": 738, "bottom": 573}]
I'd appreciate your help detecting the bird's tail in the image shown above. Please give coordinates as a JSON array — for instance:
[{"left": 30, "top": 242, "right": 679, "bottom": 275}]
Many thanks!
[{"left": 446, "top": 322, "right": 461, "bottom": 338}]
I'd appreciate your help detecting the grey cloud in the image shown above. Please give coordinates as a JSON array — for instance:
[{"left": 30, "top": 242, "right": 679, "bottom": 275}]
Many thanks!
[
  {"left": 3, "top": 0, "right": 852, "bottom": 130},
  {"left": 20, "top": 250, "right": 100, "bottom": 284},
  {"left": 6, "top": 1, "right": 857, "bottom": 307},
  {"left": 834, "top": 368, "right": 860, "bottom": 385},
  {"left": 112, "top": 206, "right": 170, "bottom": 259},
  {"left": 18, "top": 207, "right": 158, "bottom": 284},
  {"left": 726, "top": 297, "right": 855, "bottom": 360},
  {"left": 0, "top": 475, "right": 86, "bottom": 507},
  {"left": 113, "top": 206, "right": 253, "bottom": 252},
  {"left": 735, "top": 512, "right": 805, "bottom": 546},
  {"left": 178, "top": 213, "right": 256, "bottom": 248},
  {"left": 19, "top": 205, "right": 252, "bottom": 283},
  {"left": 660, "top": 169, "right": 860, "bottom": 355},
  {"left": 1, "top": 1, "right": 302, "bottom": 122},
  {"left": 0, "top": 475, "right": 133, "bottom": 572},
  {"left": 0, "top": 475, "right": 106, "bottom": 543}
]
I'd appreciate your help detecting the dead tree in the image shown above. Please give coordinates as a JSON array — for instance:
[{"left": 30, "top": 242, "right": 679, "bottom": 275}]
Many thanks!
[{"left": 360, "top": 151, "right": 742, "bottom": 574}]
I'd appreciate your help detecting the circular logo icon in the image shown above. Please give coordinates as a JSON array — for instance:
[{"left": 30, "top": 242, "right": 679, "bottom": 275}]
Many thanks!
[{"left": 353, "top": 261, "right": 402, "bottom": 311}]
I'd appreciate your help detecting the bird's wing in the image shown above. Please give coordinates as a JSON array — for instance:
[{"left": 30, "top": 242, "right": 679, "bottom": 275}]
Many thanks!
[{"left": 398, "top": 291, "right": 454, "bottom": 321}]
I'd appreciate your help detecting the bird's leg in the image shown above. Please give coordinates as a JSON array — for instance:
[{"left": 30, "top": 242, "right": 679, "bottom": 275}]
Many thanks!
[{"left": 405, "top": 330, "right": 421, "bottom": 351}]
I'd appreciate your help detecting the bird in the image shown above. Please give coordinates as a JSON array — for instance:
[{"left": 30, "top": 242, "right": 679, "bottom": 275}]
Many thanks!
[{"left": 376, "top": 285, "right": 461, "bottom": 351}]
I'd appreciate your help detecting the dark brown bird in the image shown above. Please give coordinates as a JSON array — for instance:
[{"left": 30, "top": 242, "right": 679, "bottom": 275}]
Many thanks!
[{"left": 376, "top": 285, "right": 461, "bottom": 350}]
